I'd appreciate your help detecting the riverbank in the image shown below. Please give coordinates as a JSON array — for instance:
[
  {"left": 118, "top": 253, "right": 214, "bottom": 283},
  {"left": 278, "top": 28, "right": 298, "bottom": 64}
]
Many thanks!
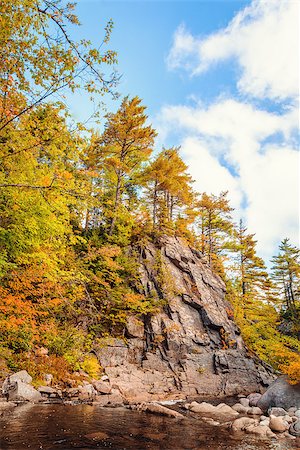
[
  {"left": 1, "top": 402, "right": 300, "bottom": 450},
  {"left": 1, "top": 370, "right": 300, "bottom": 446}
]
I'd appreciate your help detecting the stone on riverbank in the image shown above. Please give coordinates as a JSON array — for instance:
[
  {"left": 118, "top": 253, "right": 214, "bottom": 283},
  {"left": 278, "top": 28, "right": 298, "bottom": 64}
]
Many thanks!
[
  {"left": 231, "top": 417, "right": 257, "bottom": 431},
  {"left": 268, "top": 407, "right": 287, "bottom": 417},
  {"left": 269, "top": 415, "right": 289, "bottom": 432},
  {"left": 7, "top": 381, "right": 42, "bottom": 403},
  {"left": 2, "top": 370, "right": 32, "bottom": 396},
  {"left": 289, "top": 419, "right": 300, "bottom": 437},
  {"left": 188, "top": 401, "right": 238, "bottom": 419},
  {"left": 232, "top": 403, "right": 249, "bottom": 414},
  {"left": 257, "top": 377, "right": 300, "bottom": 412},
  {"left": 136, "top": 402, "right": 184, "bottom": 419}
]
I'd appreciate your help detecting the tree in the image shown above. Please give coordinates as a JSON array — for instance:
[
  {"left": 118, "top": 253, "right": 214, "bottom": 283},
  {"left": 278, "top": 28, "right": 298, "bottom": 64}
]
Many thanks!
[
  {"left": 271, "top": 238, "right": 300, "bottom": 317},
  {"left": 232, "top": 220, "right": 269, "bottom": 299},
  {"left": 0, "top": 0, "right": 118, "bottom": 134},
  {"left": 141, "top": 147, "right": 195, "bottom": 232},
  {"left": 197, "top": 191, "right": 234, "bottom": 272},
  {"left": 93, "top": 96, "right": 156, "bottom": 235},
  {"left": 0, "top": 103, "right": 83, "bottom": 275}
]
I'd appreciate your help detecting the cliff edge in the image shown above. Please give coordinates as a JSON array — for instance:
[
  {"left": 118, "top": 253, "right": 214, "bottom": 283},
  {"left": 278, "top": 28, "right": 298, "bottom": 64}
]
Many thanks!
[{"left": 95, "top": 236, "right": 274, "bottom": 402}]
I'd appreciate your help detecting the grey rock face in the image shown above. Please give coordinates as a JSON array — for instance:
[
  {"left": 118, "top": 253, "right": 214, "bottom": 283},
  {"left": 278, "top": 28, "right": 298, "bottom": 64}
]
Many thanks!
[
  {"left": 94, "top": 236, "right": 274, "bottom": 402},
  {"left": 257, "top": 377, "right": 300, "bottom": 412}
]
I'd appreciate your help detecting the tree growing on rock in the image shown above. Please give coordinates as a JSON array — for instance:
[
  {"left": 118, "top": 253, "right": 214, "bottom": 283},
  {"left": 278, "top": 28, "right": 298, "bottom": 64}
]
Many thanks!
[{"left": 92, "top": 96, "right": 156, "bottom": 235}]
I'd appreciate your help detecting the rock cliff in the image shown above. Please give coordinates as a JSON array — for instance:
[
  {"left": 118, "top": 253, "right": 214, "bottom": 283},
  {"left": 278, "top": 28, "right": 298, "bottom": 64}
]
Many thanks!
[{"left": 95, "top": 236, "right": 274, "bottom": 402}]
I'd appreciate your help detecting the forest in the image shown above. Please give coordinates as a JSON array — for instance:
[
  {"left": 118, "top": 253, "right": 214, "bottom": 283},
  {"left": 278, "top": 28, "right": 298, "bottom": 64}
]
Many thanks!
[{"left": 0, "top": 0, "right": 299, "bottom": 386}]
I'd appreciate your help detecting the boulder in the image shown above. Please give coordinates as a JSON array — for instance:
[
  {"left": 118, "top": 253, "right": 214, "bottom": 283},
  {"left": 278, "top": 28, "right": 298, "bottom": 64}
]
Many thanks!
[
  {"left": 257, "top": 377, "right": 300, "bottom": 412},
  {"left": 231, "top": 417, "right": 257, "bottom": 431},
  {"left": 189, "top": 401, "right": 216, "bottom": 414},
  {"left": 35, "top": 347, "right": 48, "bottom": 357},
  {"left": 7, "top": 381, "right": 42, "bottom": 403},
  {"left": 247, "top": 393, "right": 262, "bottom": 407},
  {"left": 268, "top": 407, "right": 287, "bottom": 417},
  {"left": 66, "top": 387, "right": 80, "bottom": 398},
  {"left": 2, "top": 370, "right": 32, "bottom": 395},
  {"left": 295, "top": 409, "right": 300, "bottom": 418},
  {"left": 283, "top": 415, "right": 293, "bottom": 424},
  {"left": 289, "top": 419, "right": 300, "bottom": 437},
  {"left": 105, "top": 389, "right": 124, "bottom": 406},
  {"left": 92, "top": 380, "right": 111, "bottom": 395},
  {"left": 215, "top": 403, "right": 239, "bottom": 417},
  {"left": 248, "top": 406, "right": 263, "bottom": 415},
  {"left": 239, "top": 398, "right": 250, "bottom": 407},
  {"left": 269, "top": 415, "right": 289, "bottom": 432},
  {"left": 44, "top": 374, "right": 53, "bottom": 386},
  {"left": 38, "top": 386, "right": 58, "bottom": 395},
  {"left": 260, "top": 418, "right": 270, "bottom": 427},
  {"left": 78, "top": 384, "right": 97, "bottom": 400},
  {"left": 137, "top": 402, "right": 184, "bottom": 419},
  {"left": 232, "top": 403, "right": 249, "bottom": 414},
  {"left": 245, "top": 424, "right": 276, "bottom": 438},
  {"left": 189, "top": 401, "right": 238, "bottom": 419}
]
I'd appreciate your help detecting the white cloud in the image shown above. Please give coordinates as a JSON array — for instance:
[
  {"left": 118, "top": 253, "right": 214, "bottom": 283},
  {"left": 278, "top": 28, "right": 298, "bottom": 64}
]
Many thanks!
[
  {"left": 161, "top": 0, "right": 299, "bottom": 263},
  {"left": 156, "top": 99, "right": 299, "bottom": 262},
  {"left": 243, "top": 145, "right": 299, "bottom": 260},
  {"left": 167, "top": 0, "right": 299, "bottom": 100},
  {"left": 179, "top": 136, "right": 242, "bottom": 210}
]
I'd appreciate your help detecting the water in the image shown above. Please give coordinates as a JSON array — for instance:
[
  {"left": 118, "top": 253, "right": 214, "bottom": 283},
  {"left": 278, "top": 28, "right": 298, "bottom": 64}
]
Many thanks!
[{"left": 0, "top": 404, "right": 299, "bottom": 450}]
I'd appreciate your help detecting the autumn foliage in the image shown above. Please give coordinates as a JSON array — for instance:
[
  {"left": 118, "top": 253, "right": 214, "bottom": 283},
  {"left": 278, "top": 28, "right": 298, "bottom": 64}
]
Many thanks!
[{"left": 0, "top": 0, "right": 299, "bottom": 385}]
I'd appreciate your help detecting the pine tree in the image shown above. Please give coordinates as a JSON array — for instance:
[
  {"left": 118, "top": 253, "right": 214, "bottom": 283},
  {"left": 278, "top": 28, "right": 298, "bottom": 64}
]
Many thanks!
[
  {"left": 235, "top": 220, "right": 269, "bottom": 298},
  {"left": 93, "top": 96, "right": 156, "bottom": 235},
  {"left": 197, "top": 191, "right": 234, "bottom": 273},
  {"left": 141, "top": 147, "right": 195, "bottom": 233},
  {"left": 271, "top": 238, "right": 300, "bottom": 318}
]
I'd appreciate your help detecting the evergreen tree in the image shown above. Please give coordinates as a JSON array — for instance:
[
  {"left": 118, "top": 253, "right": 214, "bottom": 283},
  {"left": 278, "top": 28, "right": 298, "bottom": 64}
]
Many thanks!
[
  {"left": 141, "top": 147, "right": 195, "bottom": 233},
  {"left": 197, "top": 191, "right": 234, "bottom": 273},
  {"left": 271, "top": 238, "right": 300, "bottom": 319},
  {"left": 93, "top": 96, "right": 156, "bottom": 235}
]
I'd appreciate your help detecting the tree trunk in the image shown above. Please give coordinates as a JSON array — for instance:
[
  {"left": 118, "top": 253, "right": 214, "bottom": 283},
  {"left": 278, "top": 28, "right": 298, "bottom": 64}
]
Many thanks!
[
  {"left": 153, "top": 181, "right": 157, "bottom": 227},
  {"left": 109, "top": 171, "right": 122, "bottom": 235}
]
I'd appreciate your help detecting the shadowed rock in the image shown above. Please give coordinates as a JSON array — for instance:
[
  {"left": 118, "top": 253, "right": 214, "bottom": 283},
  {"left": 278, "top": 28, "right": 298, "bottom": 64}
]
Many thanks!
[{"left": 257, "top": 377, "right": 300, "bottom": 412}]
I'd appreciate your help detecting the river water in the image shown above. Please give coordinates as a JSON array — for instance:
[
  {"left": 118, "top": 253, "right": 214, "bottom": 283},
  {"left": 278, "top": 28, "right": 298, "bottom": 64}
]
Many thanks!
[{"left": 0, "top": 404, "right": 299, "bottom": 450}]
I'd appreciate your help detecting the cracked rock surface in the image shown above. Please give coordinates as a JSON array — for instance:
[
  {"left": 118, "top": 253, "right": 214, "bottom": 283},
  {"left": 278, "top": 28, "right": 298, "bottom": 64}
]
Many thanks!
[{"left": 94, "top": 236, "right": 274, "bottom": 403}]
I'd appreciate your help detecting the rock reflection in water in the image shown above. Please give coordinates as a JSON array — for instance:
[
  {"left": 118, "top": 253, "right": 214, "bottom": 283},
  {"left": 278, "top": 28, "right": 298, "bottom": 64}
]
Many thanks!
[{"left": 0, "top": 404, "right": 298, "bottom": 449}]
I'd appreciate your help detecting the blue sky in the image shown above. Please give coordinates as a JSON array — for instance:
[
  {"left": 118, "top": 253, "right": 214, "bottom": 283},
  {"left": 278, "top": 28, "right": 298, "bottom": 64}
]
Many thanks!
[
  {"left": 69, "top": 0, "right": 299, "bottom": 263},
  {"left": 71, "top": 0, "right": 249, "bottom": 120}
]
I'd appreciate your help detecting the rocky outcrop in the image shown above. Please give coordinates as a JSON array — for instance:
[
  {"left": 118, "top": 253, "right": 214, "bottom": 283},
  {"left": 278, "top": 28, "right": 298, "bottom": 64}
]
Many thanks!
[{"left": 94, "top": 236, "right": 274, "bottom": 402}]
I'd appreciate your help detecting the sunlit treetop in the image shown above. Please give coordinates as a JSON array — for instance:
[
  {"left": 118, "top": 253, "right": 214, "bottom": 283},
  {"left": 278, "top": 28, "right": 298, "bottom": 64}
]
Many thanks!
[{"left": 0, "top": 0, "right": 119, "bottom": 133}]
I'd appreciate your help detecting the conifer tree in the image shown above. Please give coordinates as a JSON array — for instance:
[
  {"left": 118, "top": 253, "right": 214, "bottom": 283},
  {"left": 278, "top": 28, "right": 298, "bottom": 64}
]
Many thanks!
[
  {"left": 271, "top": 238, "right": 300, "bottom": 317},
  {"left": 197, "top": 191, "right": 234, "bottom": 272},
  {"left": 235, "top": 220, "right": 269, "bottom": 297},
  {"left": 141, "top": 147, "right": 195, "bottom": 232},
  {"left": 93, "top": 96, "right": 156, "bottom": 235}
]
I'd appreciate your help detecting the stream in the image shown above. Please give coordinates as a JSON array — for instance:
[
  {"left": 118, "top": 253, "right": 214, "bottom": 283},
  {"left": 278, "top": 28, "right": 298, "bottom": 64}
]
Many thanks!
[{"left": 0, "top": 404, "right": 299, "bottom": 450}]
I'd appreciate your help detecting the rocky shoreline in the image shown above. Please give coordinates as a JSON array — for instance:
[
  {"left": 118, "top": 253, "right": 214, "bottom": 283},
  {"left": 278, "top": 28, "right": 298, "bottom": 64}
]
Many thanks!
[{"left": 1, "top": 370, "right": 300, "bottom": 443}]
